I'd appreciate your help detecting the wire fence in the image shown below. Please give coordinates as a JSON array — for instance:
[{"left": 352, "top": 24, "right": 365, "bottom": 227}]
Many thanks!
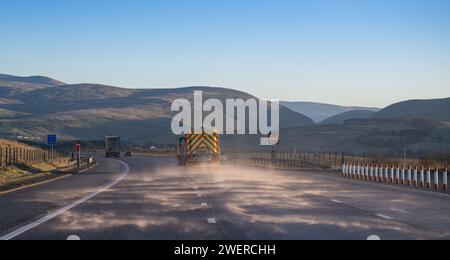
[
  {"left": 223, "top": 149, "right": 450, "bottom": 170},
  {"left": 222, "top": 150, "right": 449, "bottom": 193},
  {"left": 0, "top": 146, "right": 65, "bottom": 169},
  {"left": 223, "top": 151, "right": 345, "bottom": 170}
]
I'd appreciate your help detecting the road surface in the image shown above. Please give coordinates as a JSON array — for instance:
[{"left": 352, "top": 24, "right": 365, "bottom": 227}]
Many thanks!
[{"left": 1, "top": 156, "right": 450, "bottom": 240}]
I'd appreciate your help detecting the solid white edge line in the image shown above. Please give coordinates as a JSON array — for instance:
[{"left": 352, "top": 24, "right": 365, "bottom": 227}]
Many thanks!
[{"left": 0, "top": 160, "right": 130, "bottom": 241}]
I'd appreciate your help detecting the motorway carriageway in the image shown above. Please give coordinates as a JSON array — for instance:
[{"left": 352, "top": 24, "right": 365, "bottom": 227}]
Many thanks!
[{"left": 1, "top": 156, "right": 450, "bottom": 240}]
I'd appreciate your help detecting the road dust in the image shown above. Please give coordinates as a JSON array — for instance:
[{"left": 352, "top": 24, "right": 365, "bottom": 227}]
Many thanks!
[
  {"left": 126, "top": 162, "right": 411, "bottom": 234},
  {"left": 42, "top": 159, "right": 443, "bottom": 239}
]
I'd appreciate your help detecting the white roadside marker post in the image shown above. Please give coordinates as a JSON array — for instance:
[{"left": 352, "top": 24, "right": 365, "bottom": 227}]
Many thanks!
[
  {"left": 396, "top": 166, "right": 400, "bottom": 184},
  {"left": 378, "top": 165, "right": 382, "bottom": 182},
  {"left": 375, "top": 165, "right": 379, "bottom": 182},
  {"left": 379, "top": 165, "right": 383, "bottom": 182},
  {"left": 385, "top": 165, "right": 390, "bottom": 183},
  {"left": 370, "top": 165, "right": 374, "bottom": 181},
  {"left": 420, "top": 167, "right": 425, "bottom": 187},
  {"left": 401, "top": 167, "right": 406, "bottom": 185},
  {"left": 407, "top": 167, "right": 412, "bottom": 186},
  {"left": 361, "top": 164, "right": 365, "bottom": 180},
  {"left": 444, "top": 169, "right": 448, "bottom": 191},
  {"left": 427, "top": 168, "right": 432, "bottom": 189},
  {"left": 413, "top": 167, "right": 418, "bottom": 187},
  {"left": 390, "top": 166, "right": 395, "bottom": 183},
  {"left": 366, "top": 165, "right": 370, "bottom": 181},
  {"left": 434, "top": 168, "right": 439, "bottom": 190}
]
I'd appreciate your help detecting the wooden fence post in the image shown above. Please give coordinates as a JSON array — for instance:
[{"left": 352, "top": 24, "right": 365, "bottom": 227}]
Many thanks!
[{"left": 7, "top": 147, "right": 10, "bottom": 165}]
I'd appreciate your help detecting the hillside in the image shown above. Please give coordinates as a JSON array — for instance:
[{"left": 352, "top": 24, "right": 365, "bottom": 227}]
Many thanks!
[
  {"left": 0, "top": 74, "right": 65, "bottom": 97},
  {"left": 0, "top": 75, "right": 315, "bottom": 145},
  {"left": 227, "top": 119, "right": 450, "bottom": 155},
  {"left": 320, "top": 110, "right": 375, "bottom": 125},
  {"left": 1, "top": 73, "right": 449, "bottom": 154},
  {"left": 372, "top": 98, "right": 450, "bottom": 122},
  {"left": 279, "top": 119, "right": 450, "bottom": 154},
  {"left": 281, "top": 101, "right": 380, "bottom": 123}
]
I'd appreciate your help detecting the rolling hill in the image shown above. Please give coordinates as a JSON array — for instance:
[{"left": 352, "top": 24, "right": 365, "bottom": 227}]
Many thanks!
[
  {"left": 275, "top": 119, "right": 450, "bottom": 154},
  {"left": 281, "top": 101, "right": 380, "bottom": 123},
  {"left": 1, "top": 73, "right": 449, "bottom": 154},
  {"left": 372, "top": 98, "right": 450, "bottom": 122},
  {"left": 0, "top": 74, "right": 315, "bottom": 145},
  {"left": 0, "top": 74, "right": 65, "bottom": 97},
  {"left": 320, "top": 110, "right": 376, "bottom": 125}
]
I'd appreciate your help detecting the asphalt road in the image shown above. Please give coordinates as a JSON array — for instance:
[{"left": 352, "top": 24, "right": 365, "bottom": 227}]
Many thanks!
[{"left": 1, "top": 156, "right": 450, "bottom": 240}]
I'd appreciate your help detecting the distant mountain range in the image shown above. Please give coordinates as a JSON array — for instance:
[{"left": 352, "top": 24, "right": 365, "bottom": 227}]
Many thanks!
[
  {"left": 1, "top": 73, "right": 449, "bottom": 154},
  {"left": 281, "top": 101, "right": 380, "bottom": 123}
]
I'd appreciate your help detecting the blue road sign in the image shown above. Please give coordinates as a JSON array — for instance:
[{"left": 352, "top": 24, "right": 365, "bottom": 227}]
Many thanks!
[{"left": 47, "top": 134, "right": 57, "bottom": 145}]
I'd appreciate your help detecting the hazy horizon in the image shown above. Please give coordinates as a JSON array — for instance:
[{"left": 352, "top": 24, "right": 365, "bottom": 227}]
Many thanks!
[{"left": 1, "top": 0, "right": 450, "bottom": 107}]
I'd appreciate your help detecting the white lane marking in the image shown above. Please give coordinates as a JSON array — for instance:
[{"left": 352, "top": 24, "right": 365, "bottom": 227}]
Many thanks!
[
  {"left": 367, "top": 235, "right": 382, "bottom": 240},
  {"left": 78, "top": 161, "right": 99, "bottom": 173},
  {"left": 376, "top": 214, "right": 394, "bottom": 220},
  {"left": 390, "top": 208, "right": 409, "bottom": 214},
  {"left": 207, "top": 218, "right": 217, "bottom": 224},
  {"left": 0, "top": 160, "right": 130, "bottom": 241},
  {"left": 331, "top": 199, "right": 343, "bottom": 204},
  {"left": 201, "top": 203, "right": 208, "bottom": 207},
  {"left": 67, "top": 235, "right": 81, "bottom": 240}
]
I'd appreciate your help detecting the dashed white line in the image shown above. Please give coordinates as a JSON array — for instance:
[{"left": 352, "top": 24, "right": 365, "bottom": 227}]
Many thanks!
[
  {"left": 367, "top": 235, "right": 382, "bottom": 240},
  {"left": 330, "top": 199, "right": 343, "bottom": 204},
  {"left": 376, "top": 214, "right": 394, "bottom": 220},
  {"left": 207, "top": 218, "right": 217, "bottom": 224},
  {"left": 67, "top": 235, "right": 81, "bottom": 240},
  {"left": 201, "top": 203, "right": 208, "bottom": 207},
  {"left": 0, "top": 160, "right": 130, "bottom": 241}
]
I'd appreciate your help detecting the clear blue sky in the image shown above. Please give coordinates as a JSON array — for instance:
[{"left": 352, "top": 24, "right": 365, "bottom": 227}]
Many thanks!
[{"left": 1, "top": 0, "right": 449, "bottom": 107}]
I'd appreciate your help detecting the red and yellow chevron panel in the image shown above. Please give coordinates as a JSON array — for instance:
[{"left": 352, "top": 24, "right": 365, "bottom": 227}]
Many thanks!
[{"left": 187, "top": 133, "right": 220, "bottom": 154}]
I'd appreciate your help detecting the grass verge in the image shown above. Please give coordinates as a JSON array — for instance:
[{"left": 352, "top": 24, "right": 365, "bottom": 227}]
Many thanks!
[{"left": 0, "top": 158, "right": 90, "bottom": 193}]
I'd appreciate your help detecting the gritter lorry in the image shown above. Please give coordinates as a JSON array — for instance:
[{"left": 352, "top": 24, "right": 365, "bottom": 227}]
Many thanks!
[{"left": 177, "top": 131, "right": 221, "bottom": 165}]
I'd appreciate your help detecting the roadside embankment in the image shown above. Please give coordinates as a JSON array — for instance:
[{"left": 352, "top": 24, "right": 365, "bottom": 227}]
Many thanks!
[{"left": 0, "top": 158, "right": 93, "bottom": 194}]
